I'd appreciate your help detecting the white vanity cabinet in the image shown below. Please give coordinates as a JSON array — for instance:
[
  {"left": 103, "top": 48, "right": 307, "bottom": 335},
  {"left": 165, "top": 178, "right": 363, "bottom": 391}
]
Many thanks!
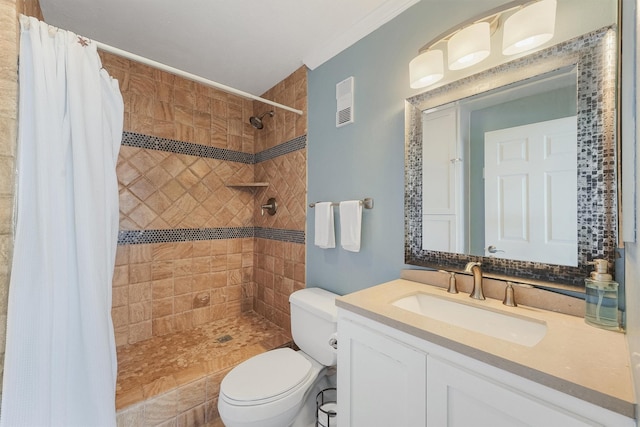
[
  {"left": 337, "top": 316, "right": 427, "bottom": 426},
  {"left": 337, "top": 310, "right": 635, "bottom": 427},
  {"left": 427, "top": 356, "right": 607, "bottom": 427}
]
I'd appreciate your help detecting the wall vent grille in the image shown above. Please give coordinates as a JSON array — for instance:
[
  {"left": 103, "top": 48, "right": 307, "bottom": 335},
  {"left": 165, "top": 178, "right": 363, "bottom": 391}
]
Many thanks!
[{"left": 336, "top": 76, "right": 354, "bottom": 127}]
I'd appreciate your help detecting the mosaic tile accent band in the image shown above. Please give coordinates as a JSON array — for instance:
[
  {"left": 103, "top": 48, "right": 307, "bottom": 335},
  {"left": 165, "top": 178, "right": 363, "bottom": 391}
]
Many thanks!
[
  {"left": 254, "top": 135, "right": 307, "bottom": 163},
  {"left": 255, "top": 227, "right": 305, "bottom": 244},
  {"left": 122, "top": 132, "right": 254, "bottom": 164},
  {"left": 118, "top": 227, "right": 253, "bottom": 245},
  {"left": 122, "top": 132, "right": 306, "bottom": 165},
  {"left": 405, "top": 27, "right": 617, "bottom": 287},
  {"left": 118, "top": 227, "right": 305, "bottom": 245}
]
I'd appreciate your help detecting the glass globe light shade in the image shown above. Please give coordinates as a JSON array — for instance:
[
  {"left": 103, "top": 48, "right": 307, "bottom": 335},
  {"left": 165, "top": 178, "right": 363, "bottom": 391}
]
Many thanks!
[
  {"left": 503, "top": 0, "right": 557, "bottom": 55},
  {"left": 409, "top": 49, "right": 444, "bottom": 89},
  {"left": 448, "top": 21, "right": 491, "bottom": 71}
]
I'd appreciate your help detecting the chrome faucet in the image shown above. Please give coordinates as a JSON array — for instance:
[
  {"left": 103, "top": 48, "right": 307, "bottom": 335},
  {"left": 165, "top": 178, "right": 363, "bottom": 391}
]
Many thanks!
[{"left": 464, "top": 261, "right": 485, "bottom": 300}]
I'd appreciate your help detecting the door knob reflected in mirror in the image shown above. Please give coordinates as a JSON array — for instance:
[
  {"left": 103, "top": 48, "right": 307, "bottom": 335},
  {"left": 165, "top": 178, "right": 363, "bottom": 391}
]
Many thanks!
[{"left": 487, "top": 245, "right": 505, "bottom": 254}]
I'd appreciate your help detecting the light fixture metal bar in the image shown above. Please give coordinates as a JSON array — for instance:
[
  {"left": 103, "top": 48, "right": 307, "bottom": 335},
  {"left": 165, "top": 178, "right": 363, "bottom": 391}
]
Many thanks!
[{"left": 417, "top": 0, "right": 533, "bottom": 53}]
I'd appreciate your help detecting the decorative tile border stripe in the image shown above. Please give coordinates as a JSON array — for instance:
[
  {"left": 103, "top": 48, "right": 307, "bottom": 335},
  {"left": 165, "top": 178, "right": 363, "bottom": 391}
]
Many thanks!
[
  {"left": 255, "top": 227, "right": 305, "bottom": 244},
  {"left": 121, "top": 132, "right": 306, "bottom": 165},
  {"left": 255, "top": 135, "right": 307, "bottom": 163},
  {"left": 118, "top": 227, "right": 254, "bottom": 245},
  {"left": 122, "top": 132, "right": 253, "bottom": 164},
  {"left": 118, "top": 227, "right": 305, "bottom": 245}
]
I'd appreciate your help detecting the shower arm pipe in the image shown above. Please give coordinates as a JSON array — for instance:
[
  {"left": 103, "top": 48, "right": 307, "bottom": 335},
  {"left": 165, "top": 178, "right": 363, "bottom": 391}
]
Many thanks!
[{"left": 93, "top": 41, "right": 304, "bottom": 115}]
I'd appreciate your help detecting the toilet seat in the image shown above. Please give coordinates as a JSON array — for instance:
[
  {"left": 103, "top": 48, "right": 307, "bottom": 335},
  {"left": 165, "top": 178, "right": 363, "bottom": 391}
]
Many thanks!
[{"left": 220, "top": 348, "right": 313, "bottom": 406}]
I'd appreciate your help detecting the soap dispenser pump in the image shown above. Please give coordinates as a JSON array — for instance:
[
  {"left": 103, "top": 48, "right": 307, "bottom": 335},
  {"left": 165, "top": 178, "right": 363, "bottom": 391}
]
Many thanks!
[{"left": 584, "top": 259, "right": 620, "bottom": 331}]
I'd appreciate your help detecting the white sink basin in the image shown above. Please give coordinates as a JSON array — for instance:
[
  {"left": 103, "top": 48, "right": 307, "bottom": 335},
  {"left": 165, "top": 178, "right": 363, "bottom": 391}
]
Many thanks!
[{"left": 392, "top": 293, "right": 547, "bottom": 347}]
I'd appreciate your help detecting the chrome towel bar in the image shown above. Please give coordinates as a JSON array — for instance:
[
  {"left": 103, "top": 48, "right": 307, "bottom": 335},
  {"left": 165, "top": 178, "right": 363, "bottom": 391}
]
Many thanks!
[{"left": 309, "top": 198, "right": 374, "bottom": 209}]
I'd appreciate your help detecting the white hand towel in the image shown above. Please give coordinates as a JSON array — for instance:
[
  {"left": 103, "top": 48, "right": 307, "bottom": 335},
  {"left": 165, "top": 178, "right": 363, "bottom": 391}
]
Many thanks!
[
  {"left": 339, "top": 200, "right": 362, "bottom": 252},
  {"left": 314, "top": 202, "right": 336, "bottom": 249}
]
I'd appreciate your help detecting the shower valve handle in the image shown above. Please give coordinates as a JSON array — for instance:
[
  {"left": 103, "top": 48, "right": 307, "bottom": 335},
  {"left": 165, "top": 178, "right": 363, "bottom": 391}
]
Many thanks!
[{"left": 261, "top": 198, "right": 277, "bottom": 216}]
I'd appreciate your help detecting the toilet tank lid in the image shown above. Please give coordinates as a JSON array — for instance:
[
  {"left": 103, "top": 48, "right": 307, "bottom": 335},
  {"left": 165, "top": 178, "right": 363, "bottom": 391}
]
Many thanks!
[{"left": 289, "top": 287, "right": 338, "bottom": 322}]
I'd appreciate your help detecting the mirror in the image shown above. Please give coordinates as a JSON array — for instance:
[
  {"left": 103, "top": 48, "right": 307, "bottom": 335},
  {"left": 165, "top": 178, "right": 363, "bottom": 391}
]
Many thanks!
[
  {"left": 405, "top": 26, "right": 618, "bottom": 287},
  {"left": 422, "top": 68, "right": 578, "bottom": 265}
]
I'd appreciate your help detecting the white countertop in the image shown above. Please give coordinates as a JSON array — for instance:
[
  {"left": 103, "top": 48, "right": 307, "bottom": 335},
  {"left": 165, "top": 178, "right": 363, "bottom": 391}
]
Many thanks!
[{"left": 336, "top": 278, "right": 636, "bottom": 418}]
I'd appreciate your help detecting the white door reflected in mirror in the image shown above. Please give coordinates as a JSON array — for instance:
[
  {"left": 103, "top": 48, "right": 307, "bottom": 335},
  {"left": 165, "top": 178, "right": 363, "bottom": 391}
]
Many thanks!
[
  {"left": 484, "top": 116, "right": 577, "bottom": 266},
  {"left": 421, "top": 106, "right": 464, "bottom": 253}
]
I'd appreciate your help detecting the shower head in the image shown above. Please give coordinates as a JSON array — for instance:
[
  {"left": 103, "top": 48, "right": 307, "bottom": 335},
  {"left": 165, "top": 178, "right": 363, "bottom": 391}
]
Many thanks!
[{"left": 249, "top": 110, "right": 274, "bottom": 129}]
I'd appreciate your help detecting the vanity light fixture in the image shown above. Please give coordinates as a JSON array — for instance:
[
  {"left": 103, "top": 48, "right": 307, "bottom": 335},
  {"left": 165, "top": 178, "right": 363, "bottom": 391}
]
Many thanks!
[
  {"left": 448, "top": 21, "right": 491, "bottom": 71},
  {"left": 409, "top": 49, "right": 444, "bottom": 88},
  {"left": 409, "top": 0, "right": 557, "bottom": 89},
  {"left": 502, "top": 0, "right": 557, "bottom": 55}
]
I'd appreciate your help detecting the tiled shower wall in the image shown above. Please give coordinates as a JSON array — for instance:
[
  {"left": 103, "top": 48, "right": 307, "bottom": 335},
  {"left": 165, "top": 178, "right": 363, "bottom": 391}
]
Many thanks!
[
  {"left": 0, "top": 0, "right": 307, "bottom": 386},
  {"left": 252, "top": 67, "right": 308, "bottom": 333},
  {"left": 99, "top": 50, "right": 308, "bottom": 345}
]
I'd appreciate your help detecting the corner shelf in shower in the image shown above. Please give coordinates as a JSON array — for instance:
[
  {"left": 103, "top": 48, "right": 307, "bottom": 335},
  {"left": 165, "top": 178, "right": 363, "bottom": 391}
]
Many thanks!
[{"left": 225, "top": 182, "right": 269, "bottom": 188}]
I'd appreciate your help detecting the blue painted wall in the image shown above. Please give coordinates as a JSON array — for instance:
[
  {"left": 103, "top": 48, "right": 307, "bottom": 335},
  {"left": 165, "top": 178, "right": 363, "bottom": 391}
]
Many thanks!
[{"left": 306, "top": 1, "right": 508, "bottom": 295}]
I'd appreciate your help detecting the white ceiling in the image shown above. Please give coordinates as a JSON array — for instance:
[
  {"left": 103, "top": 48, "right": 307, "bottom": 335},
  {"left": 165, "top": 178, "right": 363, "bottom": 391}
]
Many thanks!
[{"left": 39, "top": 0, "right": 418, "bottom": 96}]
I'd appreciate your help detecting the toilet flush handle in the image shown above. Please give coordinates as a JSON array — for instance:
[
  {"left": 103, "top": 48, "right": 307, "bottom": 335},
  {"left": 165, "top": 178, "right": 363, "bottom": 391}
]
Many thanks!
[{"left": 328, "top": 333, "right": 338, "bottom": 350}]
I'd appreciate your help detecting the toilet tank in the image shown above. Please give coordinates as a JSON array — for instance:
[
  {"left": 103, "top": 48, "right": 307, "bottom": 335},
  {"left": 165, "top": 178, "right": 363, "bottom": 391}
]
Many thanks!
[{"left": 289, "top": 287, "right": 338, "bottom": 366}]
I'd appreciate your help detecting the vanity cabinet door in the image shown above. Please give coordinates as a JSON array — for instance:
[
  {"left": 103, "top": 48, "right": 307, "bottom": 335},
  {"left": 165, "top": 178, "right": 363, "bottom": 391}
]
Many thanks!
[
  {"left": 338, "top": 318, "right": 427, "bottom": 427},
  {"left": 426, "top": 356, "right": 602, "bottom": 427}
]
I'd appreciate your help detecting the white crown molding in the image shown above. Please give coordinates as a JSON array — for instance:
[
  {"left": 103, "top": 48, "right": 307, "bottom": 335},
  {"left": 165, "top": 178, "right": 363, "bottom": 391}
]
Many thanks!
[{"left": 303, "top": 0, "right": 420, "bottom": 70}]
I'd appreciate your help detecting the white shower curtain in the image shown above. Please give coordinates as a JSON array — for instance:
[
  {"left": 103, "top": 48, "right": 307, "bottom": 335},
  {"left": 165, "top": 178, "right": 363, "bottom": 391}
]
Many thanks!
[{"left": 1, "top": 16, "right": 123, "bottom": 426}]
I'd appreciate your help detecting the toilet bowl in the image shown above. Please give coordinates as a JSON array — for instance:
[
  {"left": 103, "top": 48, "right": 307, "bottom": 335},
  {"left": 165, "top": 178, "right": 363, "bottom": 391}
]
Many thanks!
[
  {"left": 218, "top": 288, "right": 338, "bottom": 427},
  {"left": 218, "top": 348, "right": 324, "bottom": 427}
]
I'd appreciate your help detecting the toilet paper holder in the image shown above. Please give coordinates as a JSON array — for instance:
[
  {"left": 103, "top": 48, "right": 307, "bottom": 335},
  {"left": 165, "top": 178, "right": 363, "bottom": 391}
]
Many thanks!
[{"left": 316, "top": 388, "right": 337, "bottom": 427}]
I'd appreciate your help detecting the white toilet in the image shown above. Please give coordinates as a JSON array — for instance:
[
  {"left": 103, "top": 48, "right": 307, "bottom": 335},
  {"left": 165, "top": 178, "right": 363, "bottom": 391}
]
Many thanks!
[{"left": 218, "top": 287, "right": 339, "bottom": 427}]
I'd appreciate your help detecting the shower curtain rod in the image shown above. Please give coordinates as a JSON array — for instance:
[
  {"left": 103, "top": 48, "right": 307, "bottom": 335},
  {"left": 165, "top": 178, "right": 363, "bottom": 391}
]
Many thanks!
[{"left": 93, "top": 41, "right": 304, "bottom": 115}]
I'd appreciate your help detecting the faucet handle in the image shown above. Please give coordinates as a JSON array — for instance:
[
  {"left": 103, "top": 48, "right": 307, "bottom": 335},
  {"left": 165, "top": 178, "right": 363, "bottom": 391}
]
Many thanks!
[
  {"left": 447, "top": 272, "right": 458, "bottom": 294},
  {"left": 439, "top": 270, "right": 458, "bottom": 294},
  {"left": 503, "top": 282, "right": 517, "bottom": 307}
]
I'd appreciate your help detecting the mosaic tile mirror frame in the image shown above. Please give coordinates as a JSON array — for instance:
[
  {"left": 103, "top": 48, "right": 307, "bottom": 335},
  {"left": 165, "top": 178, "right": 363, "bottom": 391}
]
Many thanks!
[{"left": 404, "top": 26, "right": 618, "bottom": 287}]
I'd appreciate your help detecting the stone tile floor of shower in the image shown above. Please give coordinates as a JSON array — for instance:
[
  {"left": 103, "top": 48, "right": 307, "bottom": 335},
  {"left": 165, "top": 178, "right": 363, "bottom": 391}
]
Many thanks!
[{"left": 115, "top": 311, "right": 292, "bottom": 427}]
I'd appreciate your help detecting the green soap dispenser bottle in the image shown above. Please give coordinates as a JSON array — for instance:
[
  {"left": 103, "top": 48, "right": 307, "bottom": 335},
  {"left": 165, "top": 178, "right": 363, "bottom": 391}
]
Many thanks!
[{"left": 584, "top": 259, "right": 620, "bottom": 331}]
